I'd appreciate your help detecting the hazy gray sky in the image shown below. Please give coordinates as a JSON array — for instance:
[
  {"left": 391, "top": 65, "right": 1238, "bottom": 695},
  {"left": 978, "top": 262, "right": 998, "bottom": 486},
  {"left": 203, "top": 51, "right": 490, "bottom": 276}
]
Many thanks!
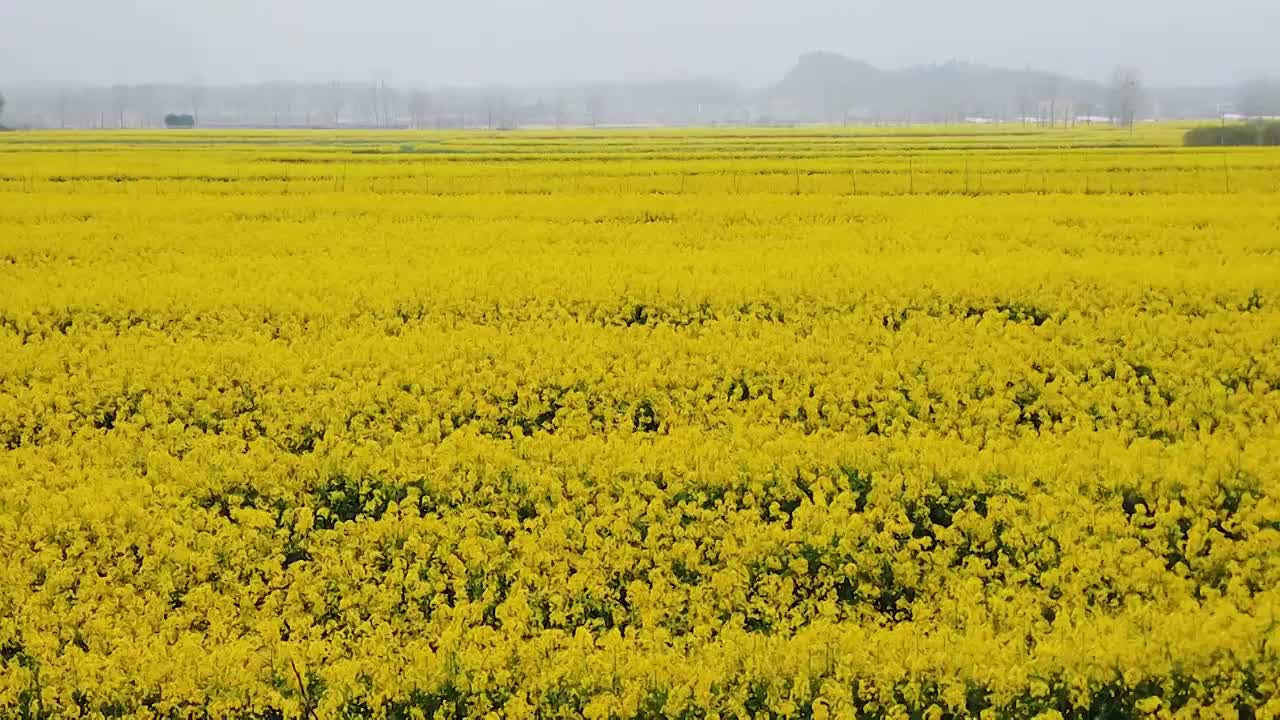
[{"left": 2, "top": 0, "right": 1276, "bottom": 87}]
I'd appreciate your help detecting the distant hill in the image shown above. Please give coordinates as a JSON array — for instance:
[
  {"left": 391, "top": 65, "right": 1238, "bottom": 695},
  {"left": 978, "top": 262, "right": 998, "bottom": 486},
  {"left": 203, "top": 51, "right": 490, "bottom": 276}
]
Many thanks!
[{"left": 766, "top": 52, "right": 1109, "bottom": 123}]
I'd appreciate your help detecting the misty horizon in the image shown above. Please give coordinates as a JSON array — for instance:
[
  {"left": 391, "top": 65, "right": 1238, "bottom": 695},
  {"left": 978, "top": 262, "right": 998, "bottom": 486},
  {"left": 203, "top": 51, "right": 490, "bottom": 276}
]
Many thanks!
[{"left": 3, "top": 0, "right": 1279, "bottom": 89}]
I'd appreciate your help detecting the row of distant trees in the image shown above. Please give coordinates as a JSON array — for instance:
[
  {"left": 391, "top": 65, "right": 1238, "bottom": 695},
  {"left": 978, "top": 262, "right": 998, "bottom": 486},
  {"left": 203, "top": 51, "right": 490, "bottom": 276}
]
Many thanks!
[
  {"left": 0, "top": 81, "right": 1160, "bottom": 131},
  {"left": 1110, "top": 66, "right": 1143, "bottom": 130},
  {"left": 1000, "top": 65, "right": 1142, "bottom": 128},
  {"left": 0, "top": 70, "right": 1277, "bottom": 130},
  {"left": 0, "top": 82, "right": 626, "bottom": 130}
]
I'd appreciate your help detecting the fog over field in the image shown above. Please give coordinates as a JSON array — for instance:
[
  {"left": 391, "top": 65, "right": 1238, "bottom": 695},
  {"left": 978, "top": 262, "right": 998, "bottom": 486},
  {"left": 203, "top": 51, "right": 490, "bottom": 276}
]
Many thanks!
[
  {"left": 2, "top": 1, "right": 1279, "bottom": 128},
  {"left": 2, "top": 0, "right": 1278, "bottom": 87}
]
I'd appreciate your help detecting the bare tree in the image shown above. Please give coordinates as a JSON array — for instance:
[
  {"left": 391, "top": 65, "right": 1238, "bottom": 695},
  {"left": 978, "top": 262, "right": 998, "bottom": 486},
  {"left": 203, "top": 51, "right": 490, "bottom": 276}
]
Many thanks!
[
  {"left": 328, "top": 82, "right": 346, "bottom": 127},
  {"left": 409, "top": 90, "right": 430, "bottom": 129},
  {"left": 587, "top": 89, "right": 604, "bottom": 128},
  {"left": 190, "top": 87, "right": 205, "bottom": 126},
  {"left": 827, "top": 84, "right": 855, "bottom": 125},
  {"left": 54, "top": 92, "right": 68, "bottom": 128},
  {"left": 1015, "top": 82, "right": 1032, "bottom": 126},
  {"left": 1109, "top": 66, "right": 1143, "bottom": 131},
  {"left": 485, "top": 88, "right": 514, "bottom": 130},
  {"left": 265, "top": 84, "right": 294, "bottom": 126},
  {"left": 553, "top": 92, "right": 566, "bottom": 129},
  {"left": 132, "top": 84, "right": 162, "bottom": 128},
  {"left": 379, "top": 81, "right": 396, "bottom": 128},
  {"left": 111, "top": 85, "right": 130, "bottom": 128},
  {"left": 1079, "top": 101, "right": 1096, "bottom": 125}
]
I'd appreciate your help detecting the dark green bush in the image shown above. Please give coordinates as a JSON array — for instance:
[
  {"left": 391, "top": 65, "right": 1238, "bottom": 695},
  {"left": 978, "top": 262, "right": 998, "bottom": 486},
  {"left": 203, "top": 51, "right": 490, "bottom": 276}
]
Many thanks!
[
  {"left": 164, "top": 113, "right": 196, "bottom": 129},
  {"left": 1184, "top": 121, "right": 1280, "bottom": 146}
]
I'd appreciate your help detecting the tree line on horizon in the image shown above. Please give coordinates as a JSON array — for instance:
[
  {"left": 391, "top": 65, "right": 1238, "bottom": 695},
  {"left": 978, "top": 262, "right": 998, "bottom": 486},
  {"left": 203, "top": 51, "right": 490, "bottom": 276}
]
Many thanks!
[{"left": 1, "top": 54, "right": 1277, "bottom": 130}]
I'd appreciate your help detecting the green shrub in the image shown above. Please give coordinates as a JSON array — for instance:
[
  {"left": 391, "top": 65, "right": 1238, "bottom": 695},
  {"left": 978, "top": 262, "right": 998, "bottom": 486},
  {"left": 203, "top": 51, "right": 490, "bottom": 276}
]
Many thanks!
[
  {"left": 164, "top": 113, "right": 196, "bottom": 129},
  {"left": 1184, "top": 121, "right": 1280, "bottom": 146}
]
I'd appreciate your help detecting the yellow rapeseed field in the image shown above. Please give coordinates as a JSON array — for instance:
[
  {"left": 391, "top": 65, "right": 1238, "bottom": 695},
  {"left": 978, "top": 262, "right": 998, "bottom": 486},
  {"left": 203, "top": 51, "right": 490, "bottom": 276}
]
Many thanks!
[{"left": 1, "top": 126, "right": 1278, "bottom": 718}]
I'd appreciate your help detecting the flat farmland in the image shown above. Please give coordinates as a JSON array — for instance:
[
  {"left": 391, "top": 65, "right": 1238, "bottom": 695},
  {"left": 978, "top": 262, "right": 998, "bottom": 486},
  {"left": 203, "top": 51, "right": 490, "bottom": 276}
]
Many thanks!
[{"left": 1, "top": 127, "right": 1279, "bottom": 718}]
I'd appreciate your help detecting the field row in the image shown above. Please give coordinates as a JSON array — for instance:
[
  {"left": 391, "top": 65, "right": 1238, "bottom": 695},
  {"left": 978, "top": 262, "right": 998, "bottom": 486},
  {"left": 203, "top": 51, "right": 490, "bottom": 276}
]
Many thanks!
[
  {"left": 2, "top": 316, "right": 1277, "bottom": 449},
  {"left": 4, "top": 428, "right": 1278, "bottom": 716}
]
